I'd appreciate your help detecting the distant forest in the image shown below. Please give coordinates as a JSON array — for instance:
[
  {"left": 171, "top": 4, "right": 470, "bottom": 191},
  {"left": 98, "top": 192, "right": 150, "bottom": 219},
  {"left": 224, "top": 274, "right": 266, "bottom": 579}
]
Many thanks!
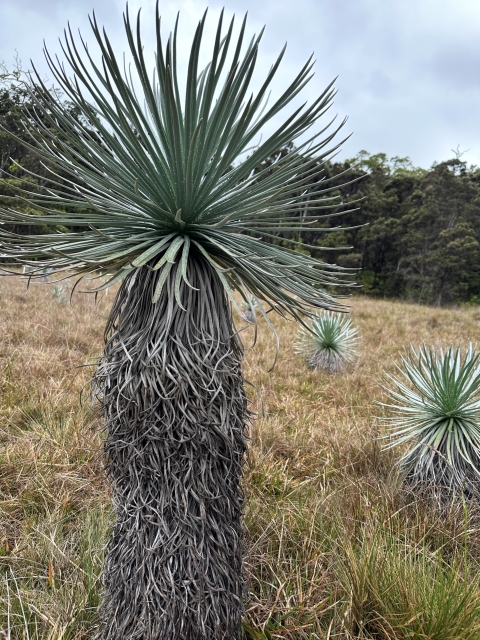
[
  {"left": 1, "top": 79, "right": 479, "bottom": 306},
  {"left": 317, "top": 151, "right": 480, "bottom": 306}
]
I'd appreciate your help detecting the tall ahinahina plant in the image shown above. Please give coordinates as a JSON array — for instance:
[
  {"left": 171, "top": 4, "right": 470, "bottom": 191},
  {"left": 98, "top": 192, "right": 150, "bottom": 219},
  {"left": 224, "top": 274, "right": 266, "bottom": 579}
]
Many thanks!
[{"left": 0, "top": 7, "right": 354, "bottom": 639}]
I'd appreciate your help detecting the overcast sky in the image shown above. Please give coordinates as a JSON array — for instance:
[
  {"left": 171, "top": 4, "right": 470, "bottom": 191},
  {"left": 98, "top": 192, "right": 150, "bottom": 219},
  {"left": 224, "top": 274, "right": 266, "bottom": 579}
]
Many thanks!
[{"left": 1, "top": 0, "right": 479, "bottom": 169}]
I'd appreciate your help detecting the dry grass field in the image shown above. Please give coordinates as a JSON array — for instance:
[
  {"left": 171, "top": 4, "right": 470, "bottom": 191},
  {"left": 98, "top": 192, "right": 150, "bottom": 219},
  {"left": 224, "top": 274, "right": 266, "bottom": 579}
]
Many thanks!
[{"left": 2, "top": 274, "right": 480, "bottom": 638}]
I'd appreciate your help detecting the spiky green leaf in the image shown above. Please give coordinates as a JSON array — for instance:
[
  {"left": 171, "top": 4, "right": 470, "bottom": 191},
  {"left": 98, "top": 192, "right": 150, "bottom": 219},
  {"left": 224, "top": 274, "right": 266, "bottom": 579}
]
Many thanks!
[{"left": 0, "top": 6, "right": 356, "bottom": 320}]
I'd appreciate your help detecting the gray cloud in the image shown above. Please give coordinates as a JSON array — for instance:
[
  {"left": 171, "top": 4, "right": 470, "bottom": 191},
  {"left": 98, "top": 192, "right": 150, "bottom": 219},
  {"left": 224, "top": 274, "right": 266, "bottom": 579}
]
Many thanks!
[
  {"left": 1, "top": 0, "right": 479, "bottom": 168},
  {"left": 430, "top": 47, "right": 480, "bottom": 92}
]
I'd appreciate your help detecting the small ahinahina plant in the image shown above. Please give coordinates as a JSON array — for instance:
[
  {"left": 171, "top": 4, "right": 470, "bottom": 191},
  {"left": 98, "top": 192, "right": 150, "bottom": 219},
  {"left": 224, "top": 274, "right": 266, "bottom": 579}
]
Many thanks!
[
  {"left": 379, "top": 343, "right": 480, "bottom": 500},
  {"left": 295, "top": 311, "right": 359, "bottom": 372},
  {"left": 52, "top": 280, "right": 71, "bottom": 303},
  {"left": 242, "top": 295, "right": 257, "bottom": 323}
]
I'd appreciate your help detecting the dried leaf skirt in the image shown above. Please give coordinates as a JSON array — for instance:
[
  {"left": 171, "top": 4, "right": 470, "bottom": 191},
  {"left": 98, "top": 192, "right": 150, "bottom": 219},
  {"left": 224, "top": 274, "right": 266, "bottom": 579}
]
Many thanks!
[{"left": 93, "top": 258, "right": 248, "bottom": 640}]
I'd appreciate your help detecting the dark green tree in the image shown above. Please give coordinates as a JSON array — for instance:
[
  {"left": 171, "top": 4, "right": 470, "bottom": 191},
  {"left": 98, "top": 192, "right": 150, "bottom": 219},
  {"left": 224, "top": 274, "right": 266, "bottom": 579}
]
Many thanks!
[
  {"left": 0, "top": 7, "right": 353, "bottom": 640},
  {"left": 311, "top": 152, "right": 480, "bottom": 305},
  {"left": 399, "top": 160, "right": 480, "bottom": 304},
  {"left": 428, "top": 222, "right": 480, "bottom": 305}
]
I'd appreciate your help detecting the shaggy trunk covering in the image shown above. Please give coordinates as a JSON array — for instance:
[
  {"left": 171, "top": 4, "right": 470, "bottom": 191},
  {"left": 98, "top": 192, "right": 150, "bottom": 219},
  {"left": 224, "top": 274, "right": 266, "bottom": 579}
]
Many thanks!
[{"left": 93, "top": 255, "right": 248, "bottom": 639}]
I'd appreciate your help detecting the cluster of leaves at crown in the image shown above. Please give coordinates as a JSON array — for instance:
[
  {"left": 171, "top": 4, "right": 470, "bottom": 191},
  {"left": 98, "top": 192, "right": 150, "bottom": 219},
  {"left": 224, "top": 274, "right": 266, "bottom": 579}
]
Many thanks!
[
  {"left": 0, "top": 6, "right": 355, "bottom": 320},
  {"left": 380, "top": 343, "right": 480, "bottom": 494},
  {"left": 295, "top": 310, "right": 360, "bottom": 372}
]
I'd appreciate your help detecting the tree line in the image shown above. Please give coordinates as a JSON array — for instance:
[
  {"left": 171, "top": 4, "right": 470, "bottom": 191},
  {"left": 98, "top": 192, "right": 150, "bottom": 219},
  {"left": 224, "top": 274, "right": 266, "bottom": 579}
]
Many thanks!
[
  {"left": 257, "top": 147, "right": 480, "bottom": 306},
  {"left": 319, "top": 151, "right": 480, "bottom": 306},
  {"left": 1, "top": 78, "right": 479, "bottom": 306}
]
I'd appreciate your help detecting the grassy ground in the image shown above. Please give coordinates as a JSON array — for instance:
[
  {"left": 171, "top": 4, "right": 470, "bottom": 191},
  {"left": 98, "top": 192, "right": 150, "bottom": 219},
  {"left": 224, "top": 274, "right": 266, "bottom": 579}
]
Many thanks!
[{"left": 2, "top": 274, "right": 480, "bottom": 638}]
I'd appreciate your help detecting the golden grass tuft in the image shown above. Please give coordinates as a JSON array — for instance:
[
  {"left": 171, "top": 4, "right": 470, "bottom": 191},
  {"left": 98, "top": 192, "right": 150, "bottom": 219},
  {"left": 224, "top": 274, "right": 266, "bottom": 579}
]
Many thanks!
[{"left": 2, "top": 278, "right": 480, "bottom": 638}]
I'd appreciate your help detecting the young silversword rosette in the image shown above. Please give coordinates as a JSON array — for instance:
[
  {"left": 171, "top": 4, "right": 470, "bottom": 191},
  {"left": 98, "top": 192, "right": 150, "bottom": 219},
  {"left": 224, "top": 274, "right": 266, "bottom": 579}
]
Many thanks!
[
  {"left": 379, "top": 343, "right": 480, "bottom": 500},
  {"left": 242, "top": 295, "right": 258, "bottom": 323},
  {"left": 295, "top": 310, "right": 359, "bottom": 372}
]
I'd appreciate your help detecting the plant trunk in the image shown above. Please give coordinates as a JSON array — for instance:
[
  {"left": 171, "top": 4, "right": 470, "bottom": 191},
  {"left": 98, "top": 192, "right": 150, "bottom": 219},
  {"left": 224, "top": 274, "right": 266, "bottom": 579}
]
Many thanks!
[{"left": 93, "top": 256, "right": 248, "bottom": 640}]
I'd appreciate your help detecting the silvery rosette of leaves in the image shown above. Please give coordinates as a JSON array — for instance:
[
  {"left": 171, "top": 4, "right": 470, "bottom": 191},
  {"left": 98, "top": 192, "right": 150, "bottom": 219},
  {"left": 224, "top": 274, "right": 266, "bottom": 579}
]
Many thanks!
[
  {"left": 295, "top": 310, "right": 359, "bottom": 372},
  {"left": 379, "top": 343, "right": 480, "bottom": 498},
  {"left": 0, "top": 8, "right": 355, "bottom": 320}
]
